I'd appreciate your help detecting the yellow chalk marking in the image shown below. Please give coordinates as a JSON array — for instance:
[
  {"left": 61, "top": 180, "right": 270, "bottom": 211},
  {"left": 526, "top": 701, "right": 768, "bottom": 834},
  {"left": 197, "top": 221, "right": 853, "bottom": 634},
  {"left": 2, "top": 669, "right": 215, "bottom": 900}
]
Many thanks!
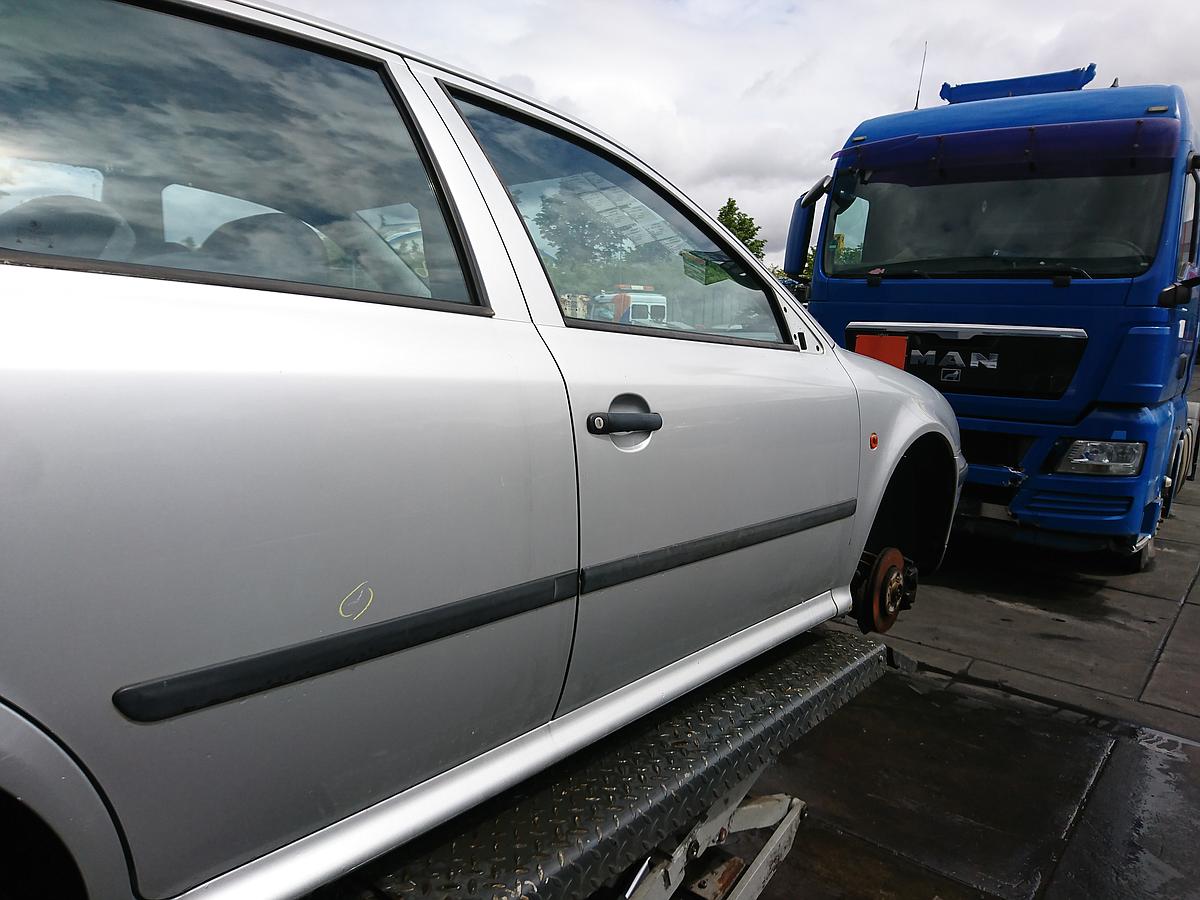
[{"left": 338, "top": 581, "right": 374, "bottom": 621}]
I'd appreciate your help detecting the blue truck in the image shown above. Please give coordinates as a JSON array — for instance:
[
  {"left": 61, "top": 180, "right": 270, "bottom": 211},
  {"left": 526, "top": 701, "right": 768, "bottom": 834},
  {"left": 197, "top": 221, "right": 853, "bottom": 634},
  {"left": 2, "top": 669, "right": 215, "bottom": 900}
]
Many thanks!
[{"left": 786, "top": 65, "right": 1200, "bottom": 569}]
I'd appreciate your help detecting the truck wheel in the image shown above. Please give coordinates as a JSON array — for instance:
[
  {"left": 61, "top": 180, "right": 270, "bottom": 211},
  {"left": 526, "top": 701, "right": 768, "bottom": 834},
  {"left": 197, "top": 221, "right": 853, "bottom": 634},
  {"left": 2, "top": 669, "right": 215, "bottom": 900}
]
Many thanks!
[
  {"left": 1187, "top": 402, "right": 1200, "bottom": 486},
  {"left": 1116, "top": 536, "right": 1155, "bottom": 574},
  {"left": 1180, "top": 418, "right": 1197, "bottom": 495},
  {"left": 1163, "top": 443, "right": 1183, "bottom": 520}
]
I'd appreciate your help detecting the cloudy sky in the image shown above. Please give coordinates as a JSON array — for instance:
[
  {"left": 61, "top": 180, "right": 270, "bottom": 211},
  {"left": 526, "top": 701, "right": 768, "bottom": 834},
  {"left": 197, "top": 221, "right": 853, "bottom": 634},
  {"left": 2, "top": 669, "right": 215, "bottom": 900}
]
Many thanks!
[{"left": 281, "top": 0, "right": 1198, "bottom": 265}]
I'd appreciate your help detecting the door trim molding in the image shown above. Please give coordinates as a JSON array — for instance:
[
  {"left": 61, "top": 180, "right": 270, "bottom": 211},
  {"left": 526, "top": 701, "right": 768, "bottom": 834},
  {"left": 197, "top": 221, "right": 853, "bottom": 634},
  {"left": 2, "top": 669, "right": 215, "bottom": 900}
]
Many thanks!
[
  {"left": 580, "top": 499, "right": 857, "bottom": 593},
  {"left": 112, "top": 571, "right": 577, "bottom": 723},
  {"left": 113, "top": 500, "right": 856, "bottom": 723}
]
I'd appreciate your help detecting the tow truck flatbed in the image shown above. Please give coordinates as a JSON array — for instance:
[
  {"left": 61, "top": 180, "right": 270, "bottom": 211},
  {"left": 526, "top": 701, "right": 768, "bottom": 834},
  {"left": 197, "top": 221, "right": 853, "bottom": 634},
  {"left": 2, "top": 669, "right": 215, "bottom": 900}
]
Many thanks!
[{"left": 309, "top": 628, "right": 887, "bottom": 900}]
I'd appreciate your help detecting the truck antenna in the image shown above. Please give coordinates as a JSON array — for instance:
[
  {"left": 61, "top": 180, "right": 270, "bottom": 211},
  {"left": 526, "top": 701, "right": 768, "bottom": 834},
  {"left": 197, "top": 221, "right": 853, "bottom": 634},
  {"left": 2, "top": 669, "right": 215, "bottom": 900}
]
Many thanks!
[{"left": 914, "top": 41, "right": 928, "bottom": 109}]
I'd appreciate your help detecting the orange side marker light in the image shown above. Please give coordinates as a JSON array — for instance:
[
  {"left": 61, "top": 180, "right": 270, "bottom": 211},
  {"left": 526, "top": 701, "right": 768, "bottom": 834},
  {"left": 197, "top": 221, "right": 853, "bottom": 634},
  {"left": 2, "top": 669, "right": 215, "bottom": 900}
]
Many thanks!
[{"left": 869, "top": 432, "right": 879, "bottom": 450}]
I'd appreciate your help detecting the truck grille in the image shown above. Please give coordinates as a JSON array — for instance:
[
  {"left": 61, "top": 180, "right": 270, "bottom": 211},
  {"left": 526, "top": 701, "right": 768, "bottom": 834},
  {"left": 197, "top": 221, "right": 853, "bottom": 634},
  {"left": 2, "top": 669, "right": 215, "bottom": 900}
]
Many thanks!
[
  {"left": 961, "top": 482, "right": 1020, "bottom": 507},
  {"left": 1026, "top": 491, "right": 1131, "bottom": 517},
  {"left": 847, "top": 326, "right": 1086, "bottom": 400},
  {"left": 960, "top": 430, "right": 1035, "bottom": 469}
]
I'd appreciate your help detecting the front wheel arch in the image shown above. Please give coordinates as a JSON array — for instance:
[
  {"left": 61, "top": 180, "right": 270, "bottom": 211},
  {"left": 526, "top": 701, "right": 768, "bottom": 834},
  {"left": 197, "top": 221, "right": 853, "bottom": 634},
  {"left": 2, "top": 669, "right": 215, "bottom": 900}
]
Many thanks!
[
  {"left": 863, "top": 432, "right": 959, "bottom": 575},
  {"left": 0, "top": 790, "right": 88, "bottom": 900},
  {"left": 0, "top": 700, "right": 133, "bottom": 900}
]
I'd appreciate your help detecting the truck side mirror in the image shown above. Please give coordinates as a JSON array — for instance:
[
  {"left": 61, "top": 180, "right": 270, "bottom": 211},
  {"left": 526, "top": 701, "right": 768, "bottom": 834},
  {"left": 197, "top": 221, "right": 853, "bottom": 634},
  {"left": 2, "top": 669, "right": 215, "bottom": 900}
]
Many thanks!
[
  {"left": 800, "top": 174, "right": 832, "bottom": 208},
  {"left": 783, "top": 198, "right": 815, "bottom": 278},
  {"left": 1159, "top": 275, "right": 1200, "bottom": 307},
  {"left": 783, "top": 175, "right": 831, "bottom": 280}
]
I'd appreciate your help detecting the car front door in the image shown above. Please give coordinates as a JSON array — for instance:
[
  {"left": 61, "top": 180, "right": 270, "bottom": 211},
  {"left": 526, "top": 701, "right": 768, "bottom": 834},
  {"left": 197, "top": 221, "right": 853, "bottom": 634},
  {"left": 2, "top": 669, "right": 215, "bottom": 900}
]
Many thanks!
[{"left": 419, "top": 70, "right": 861, "bottom": 711}]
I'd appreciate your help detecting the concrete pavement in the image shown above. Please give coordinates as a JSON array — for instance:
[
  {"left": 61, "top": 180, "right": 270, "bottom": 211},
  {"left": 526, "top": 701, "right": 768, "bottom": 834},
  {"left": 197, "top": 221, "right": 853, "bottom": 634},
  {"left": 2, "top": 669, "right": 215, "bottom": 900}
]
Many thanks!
[
  {"left": 732, "top": 671, "right": 1200, "bottom": 899},
  {"left": 740, "top": 447, "right": 1200, "bottom": 898},
  {"left": 860, "top": 486, "right": 1200, "bottom": 742}
]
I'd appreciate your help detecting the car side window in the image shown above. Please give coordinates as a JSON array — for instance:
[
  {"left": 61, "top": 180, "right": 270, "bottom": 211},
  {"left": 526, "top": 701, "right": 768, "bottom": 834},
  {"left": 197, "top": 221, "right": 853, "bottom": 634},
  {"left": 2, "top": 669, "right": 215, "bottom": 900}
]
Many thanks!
[
  {"left": 0, "top": 160, "right": 104, "bottom": 216},
  {"left": 0, "top": 0, "right": 472, "bottom": 305},
  {"left": 451, "top": 94, "right": 785, "bottom": 345}
]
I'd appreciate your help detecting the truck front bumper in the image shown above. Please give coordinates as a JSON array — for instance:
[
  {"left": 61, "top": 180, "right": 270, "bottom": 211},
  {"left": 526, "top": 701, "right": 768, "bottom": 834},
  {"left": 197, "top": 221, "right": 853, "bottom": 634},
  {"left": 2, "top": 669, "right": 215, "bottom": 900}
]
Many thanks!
[{"left": 956, "top": 402, "right": 1177, "bottom": 547}]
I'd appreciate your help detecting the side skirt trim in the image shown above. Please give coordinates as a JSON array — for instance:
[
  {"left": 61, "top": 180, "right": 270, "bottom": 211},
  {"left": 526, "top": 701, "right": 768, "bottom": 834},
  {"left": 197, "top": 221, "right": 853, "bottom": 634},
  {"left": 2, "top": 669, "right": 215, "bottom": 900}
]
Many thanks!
[{"left": 175, "top": 589, "right": 842, "bottom": 900}]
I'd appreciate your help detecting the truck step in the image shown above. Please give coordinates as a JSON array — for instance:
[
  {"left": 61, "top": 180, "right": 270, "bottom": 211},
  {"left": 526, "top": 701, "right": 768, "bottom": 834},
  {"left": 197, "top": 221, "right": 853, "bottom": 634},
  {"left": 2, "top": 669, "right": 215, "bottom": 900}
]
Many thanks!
[{"left": 309, "top": 628, "right": 886, "bottom": 900}]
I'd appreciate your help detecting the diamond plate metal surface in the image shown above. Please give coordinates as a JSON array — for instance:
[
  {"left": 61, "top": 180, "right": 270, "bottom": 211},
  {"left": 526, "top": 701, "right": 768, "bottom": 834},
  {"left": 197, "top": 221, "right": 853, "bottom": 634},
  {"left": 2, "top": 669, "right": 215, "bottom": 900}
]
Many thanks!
[{"left": 310, "top": 628, "right": 885, "bottom": 900}]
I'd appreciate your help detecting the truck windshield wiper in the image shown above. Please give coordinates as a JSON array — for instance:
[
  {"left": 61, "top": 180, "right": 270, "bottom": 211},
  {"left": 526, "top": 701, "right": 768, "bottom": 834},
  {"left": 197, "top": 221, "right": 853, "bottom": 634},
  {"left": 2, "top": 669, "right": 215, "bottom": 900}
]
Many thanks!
[
  {"left": 931, "top": 256, "right": 1095, "bottom": 281},
  {"left": 857, "top": 265, "right": 931, "bottom": 283},
  {"left": 995, "top": 263, "right": 1093, "bottom": 280},
  {"left": 842, "top": 257, "right": 1092, "bottom": 282}
]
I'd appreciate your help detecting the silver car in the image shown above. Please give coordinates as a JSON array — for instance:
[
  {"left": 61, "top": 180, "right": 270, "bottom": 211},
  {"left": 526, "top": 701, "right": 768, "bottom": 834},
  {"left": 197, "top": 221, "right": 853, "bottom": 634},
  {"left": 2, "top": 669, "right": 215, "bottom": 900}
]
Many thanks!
[{"left": 0, "top": 2, "right": 964, "bottom": 898}]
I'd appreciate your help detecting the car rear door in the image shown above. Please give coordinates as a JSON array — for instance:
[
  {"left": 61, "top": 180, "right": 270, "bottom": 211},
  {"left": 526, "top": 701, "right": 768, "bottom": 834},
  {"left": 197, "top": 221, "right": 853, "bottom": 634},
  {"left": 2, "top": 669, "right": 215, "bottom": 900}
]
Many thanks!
[
  {"left": 0, "top": 3, "right": 576, "bottom": 896},
  {"left": 417, "top": 67, "right": 861, "bottom": 711}
]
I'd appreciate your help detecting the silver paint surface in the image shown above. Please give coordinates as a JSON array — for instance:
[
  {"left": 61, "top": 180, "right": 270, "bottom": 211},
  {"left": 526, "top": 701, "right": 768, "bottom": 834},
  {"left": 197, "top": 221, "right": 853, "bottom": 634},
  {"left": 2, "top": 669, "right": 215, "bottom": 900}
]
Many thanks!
[
  {"left": 543, "top": 327, "right": 859, "bottom": 711},
  {"left": 0, "top": 256, "right": 577, "bottom": 897}
]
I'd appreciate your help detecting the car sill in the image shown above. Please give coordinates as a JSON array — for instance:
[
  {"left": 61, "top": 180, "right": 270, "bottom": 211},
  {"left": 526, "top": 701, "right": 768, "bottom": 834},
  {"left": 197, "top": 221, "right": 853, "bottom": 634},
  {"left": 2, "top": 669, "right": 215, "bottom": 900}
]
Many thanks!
[{"left": 174, "top": 588, "right": 842, "bottom": 900}]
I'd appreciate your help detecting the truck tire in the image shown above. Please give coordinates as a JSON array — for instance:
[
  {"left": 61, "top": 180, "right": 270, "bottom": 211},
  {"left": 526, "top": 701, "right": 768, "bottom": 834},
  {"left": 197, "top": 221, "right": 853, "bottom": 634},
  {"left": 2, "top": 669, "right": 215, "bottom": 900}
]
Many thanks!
[
  {"left": 1183, "top": 405, "right": 1199, "bottom": 488},
  {"left": 1186, "top": 402, "right": 1200, "bottom": 486},
  {"left": 1116, "top": 535, "right": 1156, "bottom": 574},
  {"left": 1164, "top": 442, "right": 1184, "bottom": 520}
]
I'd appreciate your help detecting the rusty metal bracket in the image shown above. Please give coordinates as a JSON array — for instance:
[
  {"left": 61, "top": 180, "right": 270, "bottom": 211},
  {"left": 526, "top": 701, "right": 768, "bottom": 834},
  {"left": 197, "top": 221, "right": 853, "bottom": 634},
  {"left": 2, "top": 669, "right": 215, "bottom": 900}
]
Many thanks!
[{"left": 625, "top": 766, "right": 806, "bottom": 900}]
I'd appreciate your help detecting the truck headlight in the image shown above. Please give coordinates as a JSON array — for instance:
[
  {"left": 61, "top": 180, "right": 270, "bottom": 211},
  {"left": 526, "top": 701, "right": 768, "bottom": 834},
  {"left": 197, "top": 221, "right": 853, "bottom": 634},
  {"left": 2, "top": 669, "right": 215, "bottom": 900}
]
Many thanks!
[{"left": 1055, "top": 440, "right": 1145, "bottom": 476}]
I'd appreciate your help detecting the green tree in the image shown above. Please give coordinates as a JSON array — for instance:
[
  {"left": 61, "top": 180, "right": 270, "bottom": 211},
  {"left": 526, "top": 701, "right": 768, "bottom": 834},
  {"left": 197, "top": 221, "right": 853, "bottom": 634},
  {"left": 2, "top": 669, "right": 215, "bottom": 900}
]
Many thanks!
[
  {"left": 716, "top": 198, "right": 766, "bottom": 259},
  {"left": 533, "top": 192, "right": 632, "bottom": 294},
  {"left": 535, "top": 193, "right": 626, "bottom": 268},
  {"left": 769, "top": 248, "right": 813, "bottom": 282}
]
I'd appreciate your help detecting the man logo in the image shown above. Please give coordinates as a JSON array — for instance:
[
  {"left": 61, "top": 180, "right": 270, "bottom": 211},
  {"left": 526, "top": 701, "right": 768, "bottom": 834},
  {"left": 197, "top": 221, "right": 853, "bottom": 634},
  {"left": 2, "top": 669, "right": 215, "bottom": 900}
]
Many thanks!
[
  {"left": 940, "top": 368, "right": 962, "bottom": 383},
  {"left": 910, "top": 349, "right": 999, "bottom": 370}
]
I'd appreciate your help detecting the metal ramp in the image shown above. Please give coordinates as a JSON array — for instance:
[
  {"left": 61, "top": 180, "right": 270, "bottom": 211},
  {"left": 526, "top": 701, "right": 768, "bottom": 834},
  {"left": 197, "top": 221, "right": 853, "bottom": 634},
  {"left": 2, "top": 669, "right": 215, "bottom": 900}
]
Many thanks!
[{"left": 310, "top": 628, "right": 887, "bottom": 900}]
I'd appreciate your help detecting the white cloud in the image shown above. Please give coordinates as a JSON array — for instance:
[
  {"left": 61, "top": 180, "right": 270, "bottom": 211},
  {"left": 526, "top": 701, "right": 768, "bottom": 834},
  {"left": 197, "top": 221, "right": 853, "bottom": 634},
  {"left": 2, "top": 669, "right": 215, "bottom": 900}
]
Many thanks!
[{"left": 281, "top": 0, "right": 1197, "bottom": 264}]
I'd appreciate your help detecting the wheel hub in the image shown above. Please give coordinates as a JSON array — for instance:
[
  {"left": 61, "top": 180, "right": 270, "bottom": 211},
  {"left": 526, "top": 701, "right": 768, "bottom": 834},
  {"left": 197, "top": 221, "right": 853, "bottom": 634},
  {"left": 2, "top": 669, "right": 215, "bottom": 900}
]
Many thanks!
[
  {"left": 853, "top": 547, "right": 917, "bottom": 634},
  {"left": 883, "top": 567, "right": 905, "bottom": 617}
]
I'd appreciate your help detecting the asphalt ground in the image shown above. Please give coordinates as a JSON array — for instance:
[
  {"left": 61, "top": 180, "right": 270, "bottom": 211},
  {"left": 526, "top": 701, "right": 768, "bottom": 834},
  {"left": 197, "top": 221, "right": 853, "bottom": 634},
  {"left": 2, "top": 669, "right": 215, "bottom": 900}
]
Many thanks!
[{"left": 731, "top": 430, "right": 1200, "bottom": 898}]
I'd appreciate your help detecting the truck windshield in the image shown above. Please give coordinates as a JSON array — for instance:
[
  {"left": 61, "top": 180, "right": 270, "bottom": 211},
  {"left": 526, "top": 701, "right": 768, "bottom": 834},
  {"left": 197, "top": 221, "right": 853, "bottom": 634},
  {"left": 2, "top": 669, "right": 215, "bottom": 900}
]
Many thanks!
[{"left": 824, "top": 167, "right": 1170, "bottom": 278}]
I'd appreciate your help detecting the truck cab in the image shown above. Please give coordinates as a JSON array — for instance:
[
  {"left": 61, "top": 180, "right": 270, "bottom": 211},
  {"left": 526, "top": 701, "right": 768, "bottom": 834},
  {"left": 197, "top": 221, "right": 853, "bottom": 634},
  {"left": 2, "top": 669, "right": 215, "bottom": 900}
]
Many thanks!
[{"left": 788, "top": 65, "right": 1200, "bottom": 567}]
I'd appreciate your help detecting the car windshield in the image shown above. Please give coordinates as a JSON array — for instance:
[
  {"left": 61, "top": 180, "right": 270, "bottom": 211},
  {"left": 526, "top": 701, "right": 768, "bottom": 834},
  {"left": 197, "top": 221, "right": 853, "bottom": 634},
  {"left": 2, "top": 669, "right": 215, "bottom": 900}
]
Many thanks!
[{"left": 824, "top": 164, "right": 1171, "bottom": 279}]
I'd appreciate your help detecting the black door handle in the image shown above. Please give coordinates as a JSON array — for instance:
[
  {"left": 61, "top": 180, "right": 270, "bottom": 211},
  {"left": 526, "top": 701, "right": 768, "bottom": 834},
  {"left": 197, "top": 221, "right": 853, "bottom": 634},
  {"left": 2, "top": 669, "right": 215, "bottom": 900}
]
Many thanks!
[{"left": 587, "top": 412, "right": 663, "bottom": 435}]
